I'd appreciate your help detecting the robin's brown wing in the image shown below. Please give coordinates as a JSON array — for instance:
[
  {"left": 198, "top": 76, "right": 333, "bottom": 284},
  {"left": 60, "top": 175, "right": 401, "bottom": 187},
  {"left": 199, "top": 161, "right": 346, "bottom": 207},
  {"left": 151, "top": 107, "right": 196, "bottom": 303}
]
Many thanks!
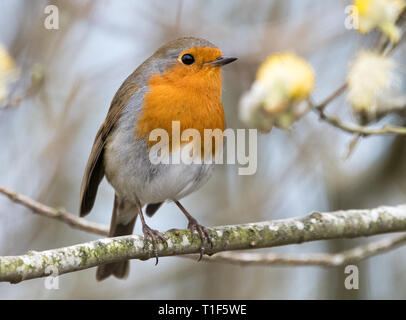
[{"left": 79, "top": 78, "right": 140, "bottom": 217}]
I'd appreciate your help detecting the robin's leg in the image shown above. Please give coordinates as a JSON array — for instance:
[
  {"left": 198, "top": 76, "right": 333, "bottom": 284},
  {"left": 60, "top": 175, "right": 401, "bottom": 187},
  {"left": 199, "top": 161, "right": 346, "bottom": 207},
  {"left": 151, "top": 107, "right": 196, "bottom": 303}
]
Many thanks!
[
  {"left": 136, "top": 201, "right": 167, "bottom": 265},
  {"left": 174, "top": 200, "right": 213, "bottom": 261}
]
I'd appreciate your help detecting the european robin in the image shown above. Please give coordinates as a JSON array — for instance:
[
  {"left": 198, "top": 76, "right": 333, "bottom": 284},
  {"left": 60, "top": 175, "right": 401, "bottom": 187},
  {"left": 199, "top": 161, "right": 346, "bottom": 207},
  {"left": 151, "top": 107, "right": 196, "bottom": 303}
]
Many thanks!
[{"left": 79, "top": 37, "right": 237, "bottom": 281}]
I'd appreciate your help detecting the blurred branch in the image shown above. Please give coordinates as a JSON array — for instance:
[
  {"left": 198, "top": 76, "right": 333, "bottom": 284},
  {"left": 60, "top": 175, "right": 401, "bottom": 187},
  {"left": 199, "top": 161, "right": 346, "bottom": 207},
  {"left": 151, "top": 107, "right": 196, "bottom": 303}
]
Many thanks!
[
  {"left": 187, "top": 233, "right": 406, "bottom": 267},
  {"left": 314, "top": 83, "right": 347, "bottom": 112},
  {"left": 310, "top": 19, "right": 406, "bottom": 137},
  {"left": 375, "top": 96, "right": 406, "bottom": 118},
  {"left": 1, "top": 201, "right": 406, "bottom": 283},
  {"left": 0, "top": 187, "right": 108, "bottom": 236},
  {"left": 313, "top": 108, "right": 406, "bottom": 136},
  {"left": 311, "top": 90, "right": 406, "bottom": 136}
]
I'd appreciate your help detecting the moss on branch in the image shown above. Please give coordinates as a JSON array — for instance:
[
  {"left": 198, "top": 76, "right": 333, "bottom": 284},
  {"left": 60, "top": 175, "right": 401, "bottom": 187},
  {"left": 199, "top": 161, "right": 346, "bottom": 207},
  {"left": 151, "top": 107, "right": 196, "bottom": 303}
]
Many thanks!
[{"left": 1, "top": 205, "right": 406, "bottom": 283}]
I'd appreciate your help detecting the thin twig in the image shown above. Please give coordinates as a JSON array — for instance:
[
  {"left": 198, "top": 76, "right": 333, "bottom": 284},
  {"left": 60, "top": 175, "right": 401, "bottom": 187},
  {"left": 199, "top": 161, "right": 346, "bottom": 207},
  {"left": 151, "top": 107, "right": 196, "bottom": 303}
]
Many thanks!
[
  {"left": 185, "top": 233, "right": 406, "bottom": 267},
  {"left": 344, "top": 133, "right": 361, "bottom": 159},
  {"left": 311, "top": 96, "right": 406, "bottom": 136},
  {"left": 314, "top": 83, "right": 347, "bottom": 112},
  {"left": 0, "top": 187, "right": 108, "bottom": 236},
  {"left": 174, "top": 0, "right": 183, "bottom": 33},
  {"left": 315, "top": 111, "right": 406, "bottom": 136}
]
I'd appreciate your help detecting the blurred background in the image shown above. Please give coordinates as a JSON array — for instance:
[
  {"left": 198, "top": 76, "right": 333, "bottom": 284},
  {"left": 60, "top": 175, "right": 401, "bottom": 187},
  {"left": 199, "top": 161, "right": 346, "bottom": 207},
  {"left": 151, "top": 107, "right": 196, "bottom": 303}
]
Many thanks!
[{"left": 0, "top": 0, "right": 405, "bottom": 299}]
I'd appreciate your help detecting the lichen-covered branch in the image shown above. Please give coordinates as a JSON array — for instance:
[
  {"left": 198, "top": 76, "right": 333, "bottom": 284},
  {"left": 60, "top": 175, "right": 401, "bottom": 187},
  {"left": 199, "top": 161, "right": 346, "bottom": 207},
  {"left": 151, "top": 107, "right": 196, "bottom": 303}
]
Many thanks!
[{"left": 1, "top": 204, "right": 406, "bottom": 283}]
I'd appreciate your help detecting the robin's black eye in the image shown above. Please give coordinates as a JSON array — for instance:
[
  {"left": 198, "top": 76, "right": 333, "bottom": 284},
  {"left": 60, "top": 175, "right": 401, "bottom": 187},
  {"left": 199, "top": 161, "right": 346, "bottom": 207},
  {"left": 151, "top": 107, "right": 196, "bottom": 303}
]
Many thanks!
[{"left": 181, "top": 54, "right": 195, "bottom": 65}]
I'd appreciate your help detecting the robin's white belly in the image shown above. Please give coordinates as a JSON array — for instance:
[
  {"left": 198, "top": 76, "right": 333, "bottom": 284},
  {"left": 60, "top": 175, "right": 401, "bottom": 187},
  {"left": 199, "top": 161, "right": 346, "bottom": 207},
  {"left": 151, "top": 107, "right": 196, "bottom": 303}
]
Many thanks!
[{"left": 104, "top": 125, "right": 214, "bottom": 206}]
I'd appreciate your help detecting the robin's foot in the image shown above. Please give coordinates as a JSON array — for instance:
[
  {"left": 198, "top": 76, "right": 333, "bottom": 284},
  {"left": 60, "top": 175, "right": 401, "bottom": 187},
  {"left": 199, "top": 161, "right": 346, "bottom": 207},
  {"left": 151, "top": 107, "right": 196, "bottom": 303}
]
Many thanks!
[
  {"left": 187, "top": 217, "right": 213, "bottom": 261},
  {"left": 142, "top": 224, "right": 167, "bottom": 265}
]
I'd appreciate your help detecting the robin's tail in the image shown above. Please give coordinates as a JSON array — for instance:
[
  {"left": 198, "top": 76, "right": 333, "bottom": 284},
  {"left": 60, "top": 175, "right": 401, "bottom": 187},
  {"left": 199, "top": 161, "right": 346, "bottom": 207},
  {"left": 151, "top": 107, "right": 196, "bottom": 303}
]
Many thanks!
[{"left": 96, "top": 195, "right": 137, "bottom": 281}]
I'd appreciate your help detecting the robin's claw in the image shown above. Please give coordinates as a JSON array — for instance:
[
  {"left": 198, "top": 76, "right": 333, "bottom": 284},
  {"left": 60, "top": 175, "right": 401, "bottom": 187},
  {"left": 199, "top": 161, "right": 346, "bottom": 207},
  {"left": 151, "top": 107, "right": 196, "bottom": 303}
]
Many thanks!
[
  {"left": 201, "top": 225, "right": 213, "bottom": 249},
  {"left": 198, "top": 246, "right": 205, "bottom": 261},
  {"left": 187, "top": 218, "right": 212, "bottom": 260},
  {"left": 142, "top": 224, "right": 167, "bottom": 265},
  {"left": 190, "top": 227, "right": 196, "bottom": 242}
]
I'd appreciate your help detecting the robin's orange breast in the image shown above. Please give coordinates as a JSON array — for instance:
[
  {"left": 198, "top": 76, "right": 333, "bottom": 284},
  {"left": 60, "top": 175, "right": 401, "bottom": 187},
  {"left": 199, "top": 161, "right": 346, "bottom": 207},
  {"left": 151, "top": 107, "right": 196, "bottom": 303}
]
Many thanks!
[{"left": 134, "top": 61, "right": 226, "bottom": 156}]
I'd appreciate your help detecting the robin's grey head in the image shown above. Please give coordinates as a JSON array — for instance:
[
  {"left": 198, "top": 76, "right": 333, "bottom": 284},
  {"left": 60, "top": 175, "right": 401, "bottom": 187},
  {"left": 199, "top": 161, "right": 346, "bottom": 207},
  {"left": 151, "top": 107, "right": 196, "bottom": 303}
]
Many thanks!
[{"left": 148, "top": 37, "right": 237, "bottom": 73}]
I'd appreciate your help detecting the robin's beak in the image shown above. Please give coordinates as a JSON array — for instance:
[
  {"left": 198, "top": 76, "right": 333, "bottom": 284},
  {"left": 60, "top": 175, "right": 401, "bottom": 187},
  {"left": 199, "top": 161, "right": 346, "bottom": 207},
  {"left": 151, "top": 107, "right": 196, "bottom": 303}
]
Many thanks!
[{"left": 208, "top": 56, "right": 238, "bottom": 67}]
